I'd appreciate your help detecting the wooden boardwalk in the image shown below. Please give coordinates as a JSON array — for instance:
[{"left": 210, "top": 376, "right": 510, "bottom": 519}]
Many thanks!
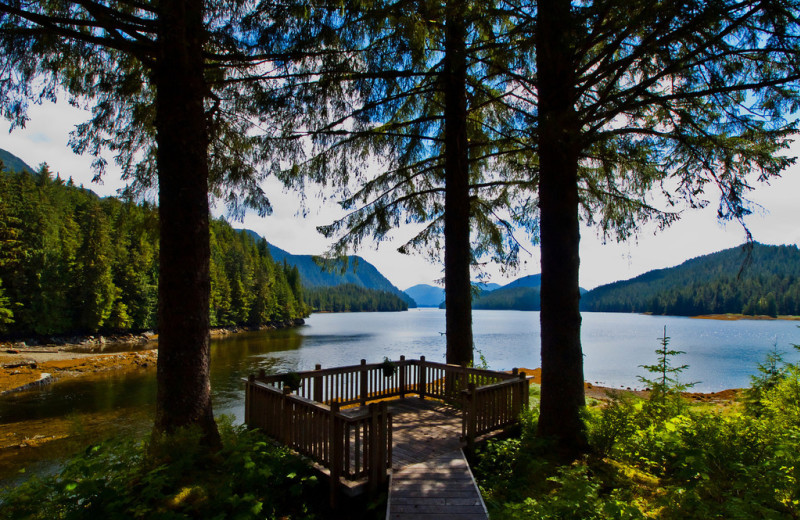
[
  {"left": 245, "top": 359, "right": 529, "bottom": 509},
  {"left": 387, "top": 450, "right": 488, "bottom": 519},
  {"left": 387, "top": 398, "right": 463, "bottom": 469},
  {"left": 385, "top": 399, "right": 488, "bottom": 520}
]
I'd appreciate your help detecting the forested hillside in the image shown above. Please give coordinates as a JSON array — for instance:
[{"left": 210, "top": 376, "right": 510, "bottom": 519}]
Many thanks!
[
  {"left": 0, "top": 149, "right": 34, "bottom": 174},
  {"left": 472, "top": 286, "right": 542, "bottom": 310},
  {"left": 262, "top": 239, "right": 416, "bottom": 307},
  {"left": 305, "top": 284, "right": 409, "bottom": 312},
  {"left": 0, "top": 164, "right": 308, "bottom": 336},
  {"left": 581, "top": 243, "right": 800, "bottom": 317}
]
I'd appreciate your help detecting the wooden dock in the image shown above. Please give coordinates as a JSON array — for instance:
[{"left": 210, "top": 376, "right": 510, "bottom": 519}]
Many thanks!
[
  {"left": 385, "top": 399, "right": 488, "bottom": 519},
  {"left": 387, "top": 399, "right": 463, "bottom": 469},
  {"left": 245, "top": 357, "right": 530, "bottom": 508},
  {"left": 387, "top": 449, "right": 488, "bottom": 520}
]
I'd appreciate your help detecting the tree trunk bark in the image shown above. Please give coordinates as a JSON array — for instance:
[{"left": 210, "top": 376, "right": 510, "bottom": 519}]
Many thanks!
[
  {"left": 443, "top": 0, "right": 473, "bottom": 367},
  {"left": 535, "top": 0, "right": 588, "bottom": 457},
  {"left": 152, "top": 0, "right": 221, "bottom": 448}
]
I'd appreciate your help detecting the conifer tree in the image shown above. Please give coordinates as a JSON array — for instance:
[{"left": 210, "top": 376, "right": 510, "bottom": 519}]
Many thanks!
[
  {"left": 502, "top": 0, "right": 800, "bottom": 456},
  {"left": 272, "top": 0, "right": 531, "bottom": 366},
  {"left": 0, "top": 0, "right": 296, "bottom": 446}
]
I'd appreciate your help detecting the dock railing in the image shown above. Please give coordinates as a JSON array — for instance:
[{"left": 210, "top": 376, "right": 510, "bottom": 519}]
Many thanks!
[{"left": 244, "top": 356, "right": 530, "bottom": 505}]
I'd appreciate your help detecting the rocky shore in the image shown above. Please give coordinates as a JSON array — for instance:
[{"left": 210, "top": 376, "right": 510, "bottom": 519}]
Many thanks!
[{"left": 0, "top": 319, "right": 306, "bottom": 395}]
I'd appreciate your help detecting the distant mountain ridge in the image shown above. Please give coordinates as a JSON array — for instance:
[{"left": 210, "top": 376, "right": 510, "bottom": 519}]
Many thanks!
[
  {"left": 241, "top": 230, "right": 415, "bottom": 307},
  {"left": 0, "top": 149, "right": 35, "bottom": 174},
  {"left": 581, "top": 243, "right": 800, "bottom": 317},
  {"left": 405, "top": 284, "right": 445, "bottom": 307},
  {"left": 420, "top": 273, "right": 587, "bottom": 311},
  {"left": 502, "top": 274, "right": 542, "bottom": 289},
  {"left": 404, "top": 282, "right": 503, "bottom": 307}
]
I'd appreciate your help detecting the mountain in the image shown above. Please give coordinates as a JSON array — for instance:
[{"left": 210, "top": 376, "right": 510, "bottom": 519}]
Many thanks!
[
  {"left": 406, "top": 281, "right": 506, "bottom": 307},
  {"left": 446, "top": 273, "right": 586, "bottom": 311},
  {"left": 405, "top": 284, "right": 445, "bottom": 307},
  {"left": 502, "top": 274, "right": 542, "bottom": 289},
  {"left": 473, "top": 285, "right": 542, "bottom": 310},
  {"left": 580, "top": 243, "right": 800, "bottom": 317},
  {"left": 0, "top": 149, "right": 35, "bottom": 174},
  {"left": 241, "top": 230, "right": 415, "bottom": 308}
]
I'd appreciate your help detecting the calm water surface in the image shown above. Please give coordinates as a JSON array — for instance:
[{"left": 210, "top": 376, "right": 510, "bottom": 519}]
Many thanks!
[{"left": 2, "top": 309, "right": 799, "bottom": 484}]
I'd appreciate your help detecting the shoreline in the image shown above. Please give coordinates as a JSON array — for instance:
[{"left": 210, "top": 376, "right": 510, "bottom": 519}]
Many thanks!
[
  {"left": 0, "top": 320, "right": 306, "bottom": 395},
  {"left": 690, "top": 313, "right": 800, "bottom": 321},
  {"left": 0, "top": 350, "right": 158, "bottom": 395},
  {"left": 0, "top": 318, "right": 306, "bottom": 352},
  {"left": 0, "top": 356, "right": 741, "bottom": 460}
]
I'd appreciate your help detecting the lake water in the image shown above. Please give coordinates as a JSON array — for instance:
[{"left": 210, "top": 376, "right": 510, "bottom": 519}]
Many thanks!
[{"left": 2, "top": 309, "right": 799, "bottom": 484}]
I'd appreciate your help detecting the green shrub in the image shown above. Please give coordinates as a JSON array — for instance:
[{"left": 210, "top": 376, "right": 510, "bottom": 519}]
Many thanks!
[
  {"left": 479, "top": 341, "right": 800, "bottom": 520},
  {"left": 497, "top": 464, "right": 645, "bottom": 520},
  {"left": 586, "top": 393, "right": 641, "bottom": 458},
  {"left": 0, "top": 417, "right": 321, "bottom": 519}
]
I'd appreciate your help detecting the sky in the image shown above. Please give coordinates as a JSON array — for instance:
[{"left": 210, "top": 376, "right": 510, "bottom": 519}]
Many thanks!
[{"left": 3, "top": 99, "right": 800, "bottom": 292}]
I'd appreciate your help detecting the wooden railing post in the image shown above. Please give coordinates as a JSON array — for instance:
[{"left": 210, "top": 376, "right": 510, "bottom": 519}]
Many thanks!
[
  {"left": 245, "top": 374, "right": 254, "bottom": 427},
  {"left": 419, "top": 355, "right": 427, "bottom": 400},
  {"left": 282, "top": 387, "right": 293, "bottom": 446},
  {"left": 378, "top": 401, "right": 389, "bottom": 487},
  {"left": 360, "top": 359, "right": 368, "bottom": 406},
  {"left": 367, "top": 403, "right": 378, "bottom": 494},
  {"left": 314, "top": 363, "right": 323, "bottom": 403},
  {"left": 520, "top": 371, "right": 529, "bottom": 411},
  {"left": 367, "top": 402, "right": 389, "bottom": 495},
  {"left": 399, "top": 355, "right": 406, "bottom": 398},
  {"left": 464, "top": 382, "right": 477, "bottom": 453},
  {"left": 330, "top": 401, "right": 343, "bottom": 509}
]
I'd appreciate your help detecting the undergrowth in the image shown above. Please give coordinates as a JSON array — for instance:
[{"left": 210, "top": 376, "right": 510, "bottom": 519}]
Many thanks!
[
  {"left": 474, "top": 337, "right": 800, "bottom": 519},
  {"left": 0, "top": 416, "right": 324, "bottom": 519}
]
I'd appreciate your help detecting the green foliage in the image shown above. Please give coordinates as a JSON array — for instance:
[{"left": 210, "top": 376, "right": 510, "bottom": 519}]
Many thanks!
[
  {"left": 499, "top": 464, "right": 646, "bottom": 520},
  {"left": 637, "top": 327, "right": 696, "bottom": 420},
  {"left": 0, "top": 278, "right": 13, "bottom": 332},
  {"left": 0, "top": 170, "right": 307, "bottom": 336},
  {"left": 471, "top": 286, "right": 541, "bottom": 311},
  {"left": 746, "top": 343, "right": 800, "bottom": 429},
  {"left": 481, "top": 343, "right": 800, "bottom": 519},
  {"left": 305, "top": 283, "right": 409, "bottom": 312},
  {"left": 0, "top": 418, "right": 322, "bottom": 519},
  {"left": 743, "top": 343, "right": 789, "bottom": 416},
  {"left": 581, "top": 244, "right": 800, "bottom": 317}
]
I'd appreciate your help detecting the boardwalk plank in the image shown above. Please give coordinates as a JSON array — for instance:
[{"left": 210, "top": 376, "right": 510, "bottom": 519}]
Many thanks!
[{"left": 387, "top": 447, "right": 488, "bottom": 520}]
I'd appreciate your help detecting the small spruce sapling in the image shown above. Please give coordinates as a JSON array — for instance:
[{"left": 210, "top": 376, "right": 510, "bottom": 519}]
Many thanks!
[
  {"left": 744, "top": 341, "right": 788, "bottom": 416},
  {"left": 638, "top": 326, "right": 697, "bottom": 421}
]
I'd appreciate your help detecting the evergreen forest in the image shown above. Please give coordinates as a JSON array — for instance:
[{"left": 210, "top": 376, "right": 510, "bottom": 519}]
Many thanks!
[
  {"left": 581, "top": 244, "right": 800, "bottom": 317},
  {"left": 305, "top": 283, "right": 409, "bottom": 312},
  {"left": 0, "top": 163, "right": 309, "bottom": 337},
  {"left": 472, "top": 286, "right": 542, "bottom": 310}
]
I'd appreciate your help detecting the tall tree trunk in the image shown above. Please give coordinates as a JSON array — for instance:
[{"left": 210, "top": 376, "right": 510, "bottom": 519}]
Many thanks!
[
  {"left": 535, "top": 0, "right": 588, "bottom": 457},
  {"left": 443, "top": 0, "right": 473, "bottom": 367},
  {"left": 153, "top": 0, "right": 221, "bottom": 448}
]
